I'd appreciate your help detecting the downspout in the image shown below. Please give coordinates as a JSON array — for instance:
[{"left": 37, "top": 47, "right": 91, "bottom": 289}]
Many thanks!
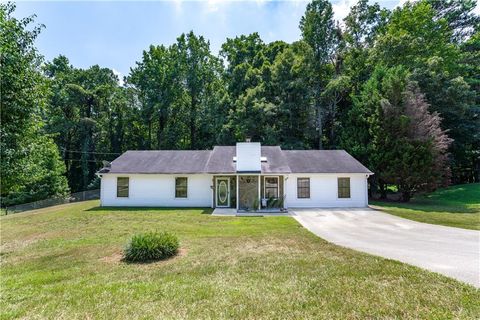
[
  {"left": 284, "top": 175, "right": 288, "bottom": 209},
  {"left": 236, "top": 175, "right": 239, "bottom": 212},
  {"left": 258, "top": 174, "right": 261, "bottom": 211}
]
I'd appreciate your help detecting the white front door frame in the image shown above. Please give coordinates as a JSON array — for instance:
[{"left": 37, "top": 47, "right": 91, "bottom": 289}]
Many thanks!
[{"left": 215, "top": 177, "right": 230, "bottom": 208}]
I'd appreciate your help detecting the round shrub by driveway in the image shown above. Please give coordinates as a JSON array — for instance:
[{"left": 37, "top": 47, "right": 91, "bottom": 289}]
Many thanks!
[{"left": 123, "top": 231, "right": 179, "bottom": 263}]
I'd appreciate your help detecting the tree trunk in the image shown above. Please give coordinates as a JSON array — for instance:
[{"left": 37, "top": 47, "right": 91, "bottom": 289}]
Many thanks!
[
  {"left": 115, "top": 111, "right": 124, "bottom": 153},
  {"left": 473, "top": 154, "right": 480, "bottom": 183},
  {"left": 158, "top": 108, "right": 166, "bottom": 149},
  {"left": 190, "top": 94, "right": 197, "bottom": 149},
  {"left": 401, "top": 191, "right": 411, "bottom": 202},
  {"left": 81, "top": 135, "right": 90, "bottom": 190},
  {"left": 379, "top": 182, "right": 387, "bottom": 200},
  {"left": 317, "top": 104, "right": 323, "bottom": 150},
  {"left": 147, "top": 121, "right": 152, "bottom": 150},
  {"left": 330, "top": 103, "right": 336, "bottom": 149},
  {"left": 367, "top": 177, "right": 374, "bottom": 198}
]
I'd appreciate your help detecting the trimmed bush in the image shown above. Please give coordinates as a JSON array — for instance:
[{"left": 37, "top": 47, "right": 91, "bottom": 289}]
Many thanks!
[{"left": 123, "top": 231, "right": 179, "bottom": 263}]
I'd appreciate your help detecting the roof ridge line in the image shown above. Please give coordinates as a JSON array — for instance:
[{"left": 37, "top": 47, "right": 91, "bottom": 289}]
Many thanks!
[{"left": 203, "top": 149, "right": 215, "bottom": 173}]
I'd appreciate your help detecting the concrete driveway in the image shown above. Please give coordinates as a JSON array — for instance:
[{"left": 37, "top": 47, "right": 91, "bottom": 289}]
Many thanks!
[{"left": 293, "top": 208, "right": 480, "bottom": 287}]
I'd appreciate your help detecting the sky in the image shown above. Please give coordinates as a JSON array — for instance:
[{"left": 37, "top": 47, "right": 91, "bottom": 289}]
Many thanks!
[{"left": 13, "top": 0, "right": 479, "bottom": 81}]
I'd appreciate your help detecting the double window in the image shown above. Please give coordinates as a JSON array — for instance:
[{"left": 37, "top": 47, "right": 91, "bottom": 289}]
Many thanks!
[
  {"left": 264, "top": 177, "right": 279, "bottom": 198},
  {"left": 297, "top": 178, "right": 310, "bottom": 199},
  {"left": 338, "top": 177, "right": 351, "bottom": 198},
  {"left": 175, "top": 177, "right": 188, "bottom": 198},
  {"left": 117, "top": 177, "right": 129, "bottom": 197}
]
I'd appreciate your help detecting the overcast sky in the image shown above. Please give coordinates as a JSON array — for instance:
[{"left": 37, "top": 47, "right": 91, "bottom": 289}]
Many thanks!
[{"left": 13, "top": 0, "right": 479, "bottom": 79}]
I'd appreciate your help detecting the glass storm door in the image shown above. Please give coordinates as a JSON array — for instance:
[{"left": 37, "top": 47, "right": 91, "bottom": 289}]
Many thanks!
[{"left": 216, "top": 178, "right": 230, "bottom": 207}]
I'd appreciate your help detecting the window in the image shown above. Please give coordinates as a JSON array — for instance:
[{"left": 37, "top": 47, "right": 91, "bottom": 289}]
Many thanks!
[
  {"left": 117, "top": 177, "right": 129, "bottom": 197},
  {"left": 338, "top": 177, "right": 351, "bottom": 198},
  {"left": 264, "top": 177, "right": 279, "bottom": 198},
  {"left": 297, "top": 178, "right": 310, "bottom": 199},
  {"left": 175, "top": 177, "right": 188, "bottom": 198}
]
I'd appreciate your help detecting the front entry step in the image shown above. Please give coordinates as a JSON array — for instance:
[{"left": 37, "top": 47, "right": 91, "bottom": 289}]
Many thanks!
[{"left": 212, "top": 207, "right": 292, "bottom": 217}]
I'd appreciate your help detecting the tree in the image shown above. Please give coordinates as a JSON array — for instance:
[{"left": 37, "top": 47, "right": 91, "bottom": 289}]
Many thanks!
[
  {"left": 220, "top": 33, "right": 265, "bottom": 101},
  {"left": 270, "top": 41, "right": 316, "bottom": 148},
  {"left": 128, "top": 45, "right": 179, "bottom": 149},
  {"left": 1, "top": 3, "right": 69, "bottom": 205},
  {"left": 3, "top": 0, "right": 478, "bottom": 205},
  {"left": 44, "top": 58, "right": 124, "bottom": 191},
  {"left": 342, "top": 0, "right": 389, "bottom": 93},
  {"left": 173, "top": 32, "right": 226, "bottom": 149},
  {"left": 221, "top": 35, "right": 301, "bottom": 144},
  {"left": 425, "top": 0, "right": 480, "bottom": 43},
  {"left": 458, "top": 31, "right": 480, "bottom": 182},
  {"left": 373, "top": 1, "right": 459, "bottom": 73},
  {"left": 300, "top": 0, "right": 341, "bottom": 149},
  {"left": 373, "top": 0, "right": 478, "bottom": 184},
  {"left": 345, "top": 66, "right": 452, "bottom": 201},
  {"left": 379, "top": 83, "right": 452, "bottom": 201}
]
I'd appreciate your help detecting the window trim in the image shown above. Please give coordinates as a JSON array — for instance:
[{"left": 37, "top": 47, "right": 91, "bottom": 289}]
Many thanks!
[
  {"left": 116, "top": 177, "right": 129, "bottom": 198},
  {"left": 296, "top": 177, "right": 310, "bottom": 199},
  {"left": 175, "top": 177, "right": 188, "bottom": 199},
  {"left": 337, "top": 177, "right": 351, "bottom": 199},
  {"left": 263, "top": 176, "right": 279, "bottom": 199}
]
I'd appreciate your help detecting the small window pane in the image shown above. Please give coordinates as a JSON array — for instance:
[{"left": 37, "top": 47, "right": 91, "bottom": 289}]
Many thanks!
[
  {"left": 338, "top": 177, "right": 351, "bottom": 198},
  {"left": 265, "top": 177, "right": 278, "bottom": 198},
  {"left": 117, "top": 177, "right": 129, "bottom": 197},
  {"left": 175, "top": 177, "right": 188, "bottom": 198},
  {"left": 297, "top": 178, "right": 310, "bottom": 199}
]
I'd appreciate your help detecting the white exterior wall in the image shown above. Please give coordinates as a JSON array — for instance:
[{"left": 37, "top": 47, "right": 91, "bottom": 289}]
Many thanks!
[
  {"left": 100, "top": 174, "right": 213, "bottom": 207},
  {"left": 100, "top": 172, "right": 369, "bottom": 208},
  {"left": 285, "top": 173, "right": 368, "bottom": 208}
]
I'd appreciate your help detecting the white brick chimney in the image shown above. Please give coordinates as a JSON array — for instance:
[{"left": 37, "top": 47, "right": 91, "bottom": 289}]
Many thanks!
[{"left": 235, "top": 142, "right": 261, "bottom": 172}]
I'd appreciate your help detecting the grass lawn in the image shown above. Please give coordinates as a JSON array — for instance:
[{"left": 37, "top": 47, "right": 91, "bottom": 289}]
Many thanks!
[
  {"left": 371, "top": 183, "right": 480, "bottom": 230},
  {"left": 1, "top": 201, "right": 479, "bottom": 319}
]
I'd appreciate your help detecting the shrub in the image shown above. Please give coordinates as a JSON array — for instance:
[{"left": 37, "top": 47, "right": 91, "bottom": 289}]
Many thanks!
[{"left": 123, "top": 231, "right": 179, "bottom": 263}]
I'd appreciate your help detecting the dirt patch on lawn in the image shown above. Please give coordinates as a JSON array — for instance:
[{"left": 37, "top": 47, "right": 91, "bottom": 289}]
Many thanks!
[
  {"left": 0, "top": 233, "right": 44, "bottom": 254},
  {"left": 100, "top": 248, "right": 187, "bottom": 265},
  {"left": 238, "top": 238, "right": 302, "bottom": 254},
  {"left": 100, "top": 252, "right": 124, "bottom": 264}
]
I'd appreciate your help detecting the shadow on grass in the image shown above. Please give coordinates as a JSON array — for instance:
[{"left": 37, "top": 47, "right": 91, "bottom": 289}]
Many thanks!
[
  {"left": 424, "top": 184, "right": 479, "bottom": 205},
  {"left": 121, "top": 252, "right": 183, "bottom": 265},
  {"left": 86, "top": 206, "right": 213, "bottom": 215},
  {"left": 372, "top": 183, "right": 479, "bottom": 214}
]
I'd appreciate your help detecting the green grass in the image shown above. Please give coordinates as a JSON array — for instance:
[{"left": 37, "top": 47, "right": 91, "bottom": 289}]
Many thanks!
[
  {"left": 1, "top": 201, "right": 479, "bottom": 319},
  {"left": 371, "top": 183, "right": 480, "bottom": 230}
]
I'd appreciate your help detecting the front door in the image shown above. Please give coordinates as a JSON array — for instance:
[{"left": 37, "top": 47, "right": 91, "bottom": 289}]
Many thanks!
[{"left": 216, "top": 177, "right": 230, "bottom": 207}]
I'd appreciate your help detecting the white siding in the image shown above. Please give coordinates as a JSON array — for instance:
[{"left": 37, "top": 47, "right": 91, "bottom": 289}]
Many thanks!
[
  {"left": 285, "top": 173, "right": 368, "bottom": 208},
  {"left": 236, "top": 142, "right": 261, "bottom": 172},
  {"left": 100, "top": 172, "right": 369, "bottom": 208},
  {"left": 100, "top": 174, "right": 212, "bottom": 207}
]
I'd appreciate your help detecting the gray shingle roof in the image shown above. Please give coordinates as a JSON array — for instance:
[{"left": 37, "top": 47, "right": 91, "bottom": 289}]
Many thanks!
[
  {"left": 261, "top": 146, "right": 291, "bottom": 173},
  {"left": 204, "top": 146, "right": 235, "bottom": 173},
  {"left": 106, "top": 150, "right": 212, "bottom": 174},
  {"left": 283, "top": 150, "right": 372, "bottom": 174},
  {"left": 100, "top": 147, "right": 372, "bottom": 174}
]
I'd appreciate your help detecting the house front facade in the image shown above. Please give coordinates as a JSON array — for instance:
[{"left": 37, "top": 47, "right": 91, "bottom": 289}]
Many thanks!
[{"left": 98, "top": 142, "right": 373, "bottom": 210}]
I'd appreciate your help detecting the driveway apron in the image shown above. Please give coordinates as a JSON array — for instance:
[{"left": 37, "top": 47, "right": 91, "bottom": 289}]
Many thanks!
[{"left": 293, "top": 208, "right": 480, "bottom": 287}]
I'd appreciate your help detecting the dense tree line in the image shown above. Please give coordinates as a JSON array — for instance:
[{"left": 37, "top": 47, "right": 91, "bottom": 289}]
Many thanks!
[{"left": 1, "top": 0, "right": 479, "bottom": 205}]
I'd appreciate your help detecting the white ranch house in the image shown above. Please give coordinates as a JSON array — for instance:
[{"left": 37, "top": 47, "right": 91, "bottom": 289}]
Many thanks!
[{"left": 98, "top": 142, "right": 373, "bottom": 211}]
